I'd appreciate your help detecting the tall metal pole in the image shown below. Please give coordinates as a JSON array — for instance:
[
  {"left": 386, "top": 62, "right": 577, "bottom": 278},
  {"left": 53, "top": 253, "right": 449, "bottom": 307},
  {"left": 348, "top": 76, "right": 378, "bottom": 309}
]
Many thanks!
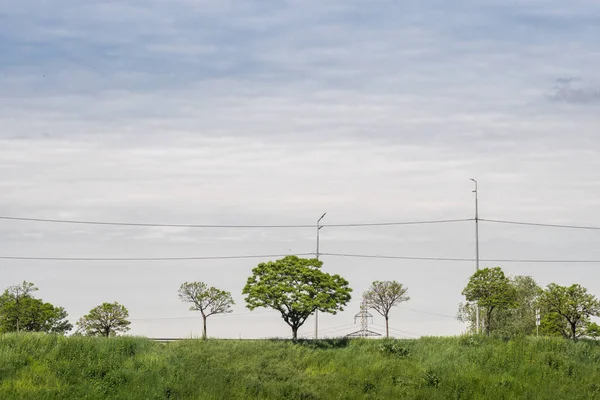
[
  {"left": 315, "top": 212, "right": 326, "bottom": 339},
  {"left": 470, "top": 179, "right": 480, "bottom": 334}
]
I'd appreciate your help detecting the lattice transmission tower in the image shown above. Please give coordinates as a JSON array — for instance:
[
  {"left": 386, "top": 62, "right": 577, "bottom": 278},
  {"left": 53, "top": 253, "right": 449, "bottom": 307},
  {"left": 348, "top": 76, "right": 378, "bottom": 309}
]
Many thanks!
[{"left": 347, "top": 298, "right": 381, "bottom": 338}]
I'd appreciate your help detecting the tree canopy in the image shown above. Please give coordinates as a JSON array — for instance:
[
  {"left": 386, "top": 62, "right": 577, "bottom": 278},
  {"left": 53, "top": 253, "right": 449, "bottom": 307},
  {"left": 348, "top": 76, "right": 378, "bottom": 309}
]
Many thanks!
[
  {"left": 178, "top": 281, "right": 235, "bottom": 339},
  {"left": 77, "top": 302, "right": 131, "bottom": 337},
  {"left": 243, "top": 256, "right": 352, "bottom": 340},
  {"left": 458, "top": 275, "right": 540, "bottom": 337},
  {"left": 363, "top": 280, "right": 409, "bottom": 338},
  {"left": 537, "top": 283, "right": 600, "bottom": 340},
  {"left": 462, "top": 267, "right": 517, "bottom": 335}
]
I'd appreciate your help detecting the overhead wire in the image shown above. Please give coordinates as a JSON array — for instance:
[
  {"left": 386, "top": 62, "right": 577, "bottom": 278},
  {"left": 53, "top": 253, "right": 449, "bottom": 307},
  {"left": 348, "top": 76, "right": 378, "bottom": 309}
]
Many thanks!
[
  {"left": 399, "top": 307, "right": 457, "bottom": 320},
  {"left": 0, "top": 215, "right": 472, "bottom": 228},
  {"left": 0, "top": 253, "right": 314, "bottom": 261},
  {"left": 129, "top": 309, "right": 277, "bottom": 321},
  {"left": 5, "top": 214, "right": 600, "bottom": 230},
  {"left": 371, "top": 323, "right": 420, "bottom": 337},
  {"left": 321, "top": 253, "right": 600, "bottom": 263},
  {"left": 480, "top": 218, "right": 600, "bottom": 231},
  {"left": 3, "top": 252, "right": 600, "bottom": 263}
]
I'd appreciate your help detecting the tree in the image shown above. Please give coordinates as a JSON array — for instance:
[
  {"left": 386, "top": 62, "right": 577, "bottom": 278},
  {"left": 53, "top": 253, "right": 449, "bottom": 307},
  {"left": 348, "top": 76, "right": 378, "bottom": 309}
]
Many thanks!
[
  {"left": 178, "top": 282, "right": 235, "bottom": 339},
  {"left": 3, "top": 281, "right": 38, "bottom": 332},
  {"left": 0, "top": 281, "right": 72, "bottom": 334},
  {"left": 458, "top": 275, "right": 540, "bottom": 337},
  {"left": 77, "top": 302, "right": 131, "bottom": 337},
  {"left": 363, "top": 281, "right": 409, "bottom": 338},
  {"left": 243, "top": 256, "right": 352, "bottom": 340},
  {"left": 537, "top": 283, "right": 600, "bottom": 340},
  {"left": 461, "top": 267, "right": 517, "bottom": 335}
]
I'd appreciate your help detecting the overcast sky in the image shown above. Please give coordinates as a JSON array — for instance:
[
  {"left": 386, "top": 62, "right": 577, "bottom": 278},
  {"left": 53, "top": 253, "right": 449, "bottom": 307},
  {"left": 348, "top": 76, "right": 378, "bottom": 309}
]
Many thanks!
[{"left": 1, "top": 0, "right": 600, "bottom": 339}]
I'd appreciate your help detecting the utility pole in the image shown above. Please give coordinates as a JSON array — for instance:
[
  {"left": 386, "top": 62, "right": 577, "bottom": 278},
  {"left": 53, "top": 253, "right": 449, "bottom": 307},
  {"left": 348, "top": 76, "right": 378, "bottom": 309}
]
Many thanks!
[
  {"left": 470, "top": 178, "right": 480, "bottom": 334},
  {"left": 536, "top": 309, "right": 540, "bottom": 337},
  {"left": 314, "top": 212, "right": 326, "bottom": 340}
]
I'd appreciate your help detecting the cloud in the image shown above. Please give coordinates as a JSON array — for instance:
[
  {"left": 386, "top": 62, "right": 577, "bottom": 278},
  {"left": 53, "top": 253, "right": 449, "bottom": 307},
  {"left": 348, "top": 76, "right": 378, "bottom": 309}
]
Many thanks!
[{"left": 548, "top": 78, "right": 600, "bottom": 104}]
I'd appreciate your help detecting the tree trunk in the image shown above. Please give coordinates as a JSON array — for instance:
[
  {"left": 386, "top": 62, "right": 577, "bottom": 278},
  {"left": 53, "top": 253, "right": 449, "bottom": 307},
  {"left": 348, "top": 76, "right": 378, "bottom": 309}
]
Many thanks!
[
  {"left": 202, "top": 314, "right": 207, "bottom": 340},
  {"left": 292, "top": 326, "right": 298, "bottom": 341},
  {"left": 385, "top": 316, "right": 389, "bottom": 339},
  {"left": 570, "top": 322, "right": 577, "bottom": 341}
]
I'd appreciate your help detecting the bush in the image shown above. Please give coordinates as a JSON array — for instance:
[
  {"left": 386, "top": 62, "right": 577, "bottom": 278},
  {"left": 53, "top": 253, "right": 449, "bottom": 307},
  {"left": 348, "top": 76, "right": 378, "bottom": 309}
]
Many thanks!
[{"left": 379, "top": 340, "right": 411, "bottom": 357}]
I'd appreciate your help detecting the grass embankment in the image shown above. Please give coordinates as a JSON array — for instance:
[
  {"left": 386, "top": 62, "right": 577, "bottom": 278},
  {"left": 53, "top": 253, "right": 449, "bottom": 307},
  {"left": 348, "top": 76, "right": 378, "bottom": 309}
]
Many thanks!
[{"left": 0, "top": 334, "right": 599, "bottom": 399}]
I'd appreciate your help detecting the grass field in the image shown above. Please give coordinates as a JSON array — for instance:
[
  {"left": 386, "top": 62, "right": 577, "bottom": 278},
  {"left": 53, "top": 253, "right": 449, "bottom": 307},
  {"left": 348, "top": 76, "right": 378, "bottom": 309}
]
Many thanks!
[{"left": 1, "top": 333, "right": 600, "bottom": 399}]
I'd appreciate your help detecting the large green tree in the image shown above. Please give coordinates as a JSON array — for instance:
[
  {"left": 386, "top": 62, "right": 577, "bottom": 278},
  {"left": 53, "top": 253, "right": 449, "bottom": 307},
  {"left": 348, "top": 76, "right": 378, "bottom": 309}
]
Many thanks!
[
  {"left": 462, "top": 267, "right": 517, "bottom": 335},
  {"left": 363, "top": 281, "right": 409, "bottom": 338},
  {"left": 178, "top": 282, "right": 235, "bottom": 339},
  {"left": 458, "top": 275, "right": 540, "bottom": 337},
  {"left": 0, "top": 281, "right": 72, "bottom": 334},
  {"left": 537, "top": 283, "right": 600, "bottom": 340},
  {"left": 243, "top": 256, "right": 352, "bottom": 340},
  {"left": 77, "top": 302, "right": 131, "bottom": 337}
]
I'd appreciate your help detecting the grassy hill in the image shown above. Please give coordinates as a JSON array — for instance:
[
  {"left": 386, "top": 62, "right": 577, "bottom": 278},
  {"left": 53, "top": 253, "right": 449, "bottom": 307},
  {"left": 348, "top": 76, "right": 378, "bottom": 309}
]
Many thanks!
[{"left": 1, "top": 334, "right": 599, "bottom": 399}]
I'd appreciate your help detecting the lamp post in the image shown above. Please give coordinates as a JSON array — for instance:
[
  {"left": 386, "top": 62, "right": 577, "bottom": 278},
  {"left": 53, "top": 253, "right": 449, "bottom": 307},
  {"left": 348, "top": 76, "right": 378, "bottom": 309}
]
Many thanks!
[
  {"left": 470, "top": 178, "right": 480, "bottom": 334},
  {"left": 315, "top": 212, "right": 326, "bottom": 339}
]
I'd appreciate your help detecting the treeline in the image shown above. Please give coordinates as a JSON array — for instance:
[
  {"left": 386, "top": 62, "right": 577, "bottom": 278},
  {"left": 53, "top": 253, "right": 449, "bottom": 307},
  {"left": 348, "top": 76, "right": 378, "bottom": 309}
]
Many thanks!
[
  {"left": 459, "top": 266, "right": 600, "bottom": 340},
  {"left": 2, "top": 256, "right": 599, "bottom": 340},
  {"left": 0, "top": 282, "right": 130, "bottom": 337}
]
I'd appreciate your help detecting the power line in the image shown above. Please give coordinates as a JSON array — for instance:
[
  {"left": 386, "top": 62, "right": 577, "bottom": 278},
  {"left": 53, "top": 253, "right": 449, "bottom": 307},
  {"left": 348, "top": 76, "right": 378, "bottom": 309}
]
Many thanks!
[
  {"left": 0, "top": 215, "right": 472, "bottom": 229},
  {"left": 130, "top": 310, "right": 276, "bottom": 321},
  {"left": 3, "top": 251, "right": 600, "bottom": 263},
  {"left": 0, "top": 253, "right": 313, "bottom": 261},
  {"left": 371, "top": 323, "right": 420, "bottom": 337},
  {"left": 399, "top": 307, "right": 457, "bottom": 320},
  {"left": 7, "top": 214, "right": 600, "bottom": 231},
  {"left": 481, "top": 219, "right": 600, "bottom": 231},
  {"left": 321, "top": 253, "right": 600, "bottom": 263},
  {"left": 0, "top": 216, "right": 314, "bottom": 229},
  {"left": 321, "top": 253, "right": 473, "bottom": 262},
  {"left": 325, "top": 218, "right": 473, "bottom": 227},
  {"left": 298, "top": 324, "right": 357, "bottom": 338}
]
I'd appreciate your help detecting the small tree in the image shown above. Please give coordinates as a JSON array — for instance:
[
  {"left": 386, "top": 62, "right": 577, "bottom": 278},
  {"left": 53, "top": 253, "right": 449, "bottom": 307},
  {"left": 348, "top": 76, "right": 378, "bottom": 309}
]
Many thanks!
[
  {"left": 243, "top": 256, "right": 352, "bottom": 340},
  {"left": 462, "top": 267, "right": 517, "bottom": 335},
  {"left": 537, "top": 283, "right": 600, "bottom": 340},
  {"left": 363, "top": 281, "right": 409, "bottom": 338},
  {"left": 178, "top": 282, "right": 234, "bottom": 339},
  {"left": 77, "top": 302, "right": 131, "bottom": 337}
]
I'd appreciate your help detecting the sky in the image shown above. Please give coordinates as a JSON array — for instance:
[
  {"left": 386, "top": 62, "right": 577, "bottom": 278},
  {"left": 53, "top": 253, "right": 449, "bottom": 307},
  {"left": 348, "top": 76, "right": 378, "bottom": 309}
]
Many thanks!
[{"left": 1, "top": 0, "right": 600, "bottom": 339}]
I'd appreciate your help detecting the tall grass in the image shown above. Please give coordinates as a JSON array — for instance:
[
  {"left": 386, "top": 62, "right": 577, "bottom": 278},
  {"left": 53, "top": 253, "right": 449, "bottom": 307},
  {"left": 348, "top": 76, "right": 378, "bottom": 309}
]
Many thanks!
[{"left": 0, "top": 334, "right": 599, "bottom": 399}]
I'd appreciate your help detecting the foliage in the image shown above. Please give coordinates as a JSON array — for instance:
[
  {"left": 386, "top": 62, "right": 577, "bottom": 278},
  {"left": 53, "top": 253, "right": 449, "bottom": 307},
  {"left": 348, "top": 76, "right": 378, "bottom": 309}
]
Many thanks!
[
  {"left": 0, "top": 281, "right": 72, "bottom": 334},
  {"left": 379, "top": 340, "right": 411, "bottom": 357},
  {"left": 77, "top": 302, "right": 131, "bottom": 337},
  {"left": 242, "top": 256, "right": 352, "bottom": 339},
  {"left": 538, "top": 283, "right": 600, "bottom": 340},
  {"left": 586, "top": 322, "right": 600, "bottom": 339},
  {"left": 178, "top": 281, "right": 235, "bottom": 339},
  {"left": 364, "top": 280, "right": 409, "bottom": 338},
  {"left": 458, "top": 275, "right": 540, "bottom": 337},
  {"left": 462, "top": 267, "right": 518, "bottom": 335},
  {"left": 539, "top": 311, "right": 571, "bottom": 338},
  {"left": 1, "top": 334, "right": 600, "bottom": 399}
]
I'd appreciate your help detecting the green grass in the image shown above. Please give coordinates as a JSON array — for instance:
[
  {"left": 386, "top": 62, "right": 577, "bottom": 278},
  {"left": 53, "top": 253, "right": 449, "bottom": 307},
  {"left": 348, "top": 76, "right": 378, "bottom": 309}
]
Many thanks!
[{"left": 1, "top": 334, "right": 600, "bottom": 399}]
